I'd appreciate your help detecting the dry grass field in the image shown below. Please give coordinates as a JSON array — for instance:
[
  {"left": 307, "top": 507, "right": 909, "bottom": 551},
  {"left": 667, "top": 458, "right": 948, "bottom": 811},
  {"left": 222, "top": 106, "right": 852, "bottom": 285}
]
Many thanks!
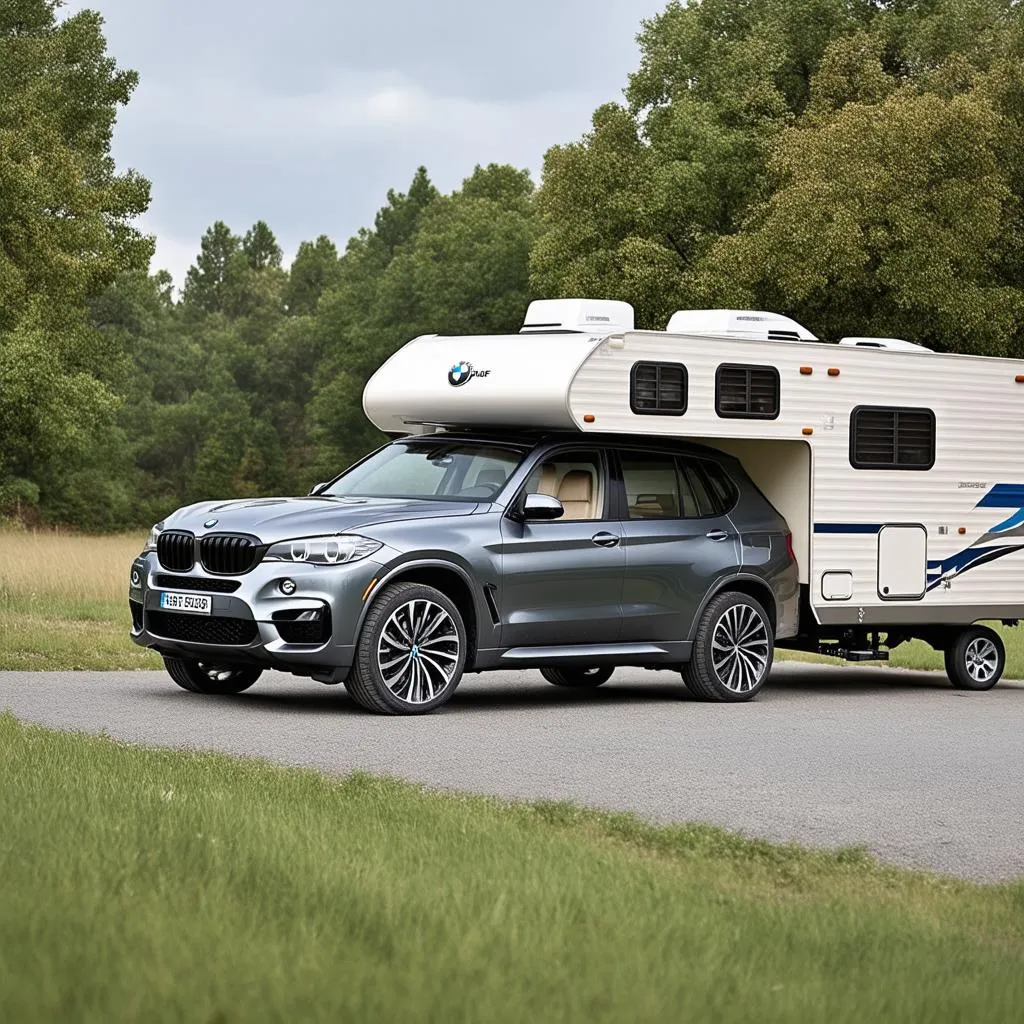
[
  {"left": 0, "top": 530, "right": 159, "bottom": 670},
  {"left": 0, "top": 528, "right": 1022, "bottom": 677}
]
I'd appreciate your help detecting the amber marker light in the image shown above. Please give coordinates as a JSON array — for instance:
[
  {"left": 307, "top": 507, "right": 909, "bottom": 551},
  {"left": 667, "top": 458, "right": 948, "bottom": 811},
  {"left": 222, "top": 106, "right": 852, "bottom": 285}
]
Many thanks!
[
  {"left": 799, "top": 366, "right": 813, "bottom": 375},
  {"left": 1016, "top": 374, "right": 1024, "bottom": 383},
  {"left": 361, "top": 578, "right": 378, "bottom": 602},
  {"left": 583, "top": 414, "right": 596, "bottom": 423},
  {"left": 802, "top": 427, "right": 814, "bottom": 435},
  {"left": 958, "top": 527, "right": 967, "bottom": 535},
  {"left": 827, "top": 368, "right": 840, "bottom": 377}
]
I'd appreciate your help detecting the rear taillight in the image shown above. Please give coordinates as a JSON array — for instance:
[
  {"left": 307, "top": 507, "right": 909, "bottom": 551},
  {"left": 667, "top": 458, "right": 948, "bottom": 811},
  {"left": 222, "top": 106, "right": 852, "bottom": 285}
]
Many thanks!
[{"left": 785, "top": 532, "right": 796, "bottom": 563}]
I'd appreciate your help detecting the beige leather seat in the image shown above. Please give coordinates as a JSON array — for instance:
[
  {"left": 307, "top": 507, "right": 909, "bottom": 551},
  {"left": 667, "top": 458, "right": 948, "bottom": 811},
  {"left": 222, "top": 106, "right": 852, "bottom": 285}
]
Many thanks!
[
  {"left": 556, "top": 470, "right": 595, "bottom": 520},
  {"left": 536, "top": 463, "right": 558, "bottom": 496}
]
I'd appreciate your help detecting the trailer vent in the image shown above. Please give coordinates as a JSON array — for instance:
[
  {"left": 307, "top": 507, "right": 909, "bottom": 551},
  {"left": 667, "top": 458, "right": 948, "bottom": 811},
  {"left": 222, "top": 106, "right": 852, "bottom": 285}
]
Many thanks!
[
  {"left": 850, "top": 406, "right": 935, "bottom": 470},
  {"left": 715, "top": 364, "right": 780, "bottom": 419},
  {"left": 630, "top": 362, "right": 687, "bottom": 415}
]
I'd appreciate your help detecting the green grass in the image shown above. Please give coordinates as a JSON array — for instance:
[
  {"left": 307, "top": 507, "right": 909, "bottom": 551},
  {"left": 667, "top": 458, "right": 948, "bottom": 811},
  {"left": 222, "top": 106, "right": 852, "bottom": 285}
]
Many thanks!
[
  {"left": 1, "top": 713, "right": 1022, "bottom": 1023},
  {"left": 0, "top": 596, "right": 160, "bottom": 670}
]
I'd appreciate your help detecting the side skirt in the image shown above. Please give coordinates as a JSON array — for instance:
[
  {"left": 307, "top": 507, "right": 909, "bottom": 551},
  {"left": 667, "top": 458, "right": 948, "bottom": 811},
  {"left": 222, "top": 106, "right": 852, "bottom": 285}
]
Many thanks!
[{"left": 471, "top": 641, "right": 693, "bottom": 671}]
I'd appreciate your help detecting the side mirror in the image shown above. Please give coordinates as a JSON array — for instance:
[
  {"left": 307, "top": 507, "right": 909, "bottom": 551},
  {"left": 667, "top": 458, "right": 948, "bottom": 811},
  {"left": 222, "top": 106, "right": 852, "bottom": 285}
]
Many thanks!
[
  {"left": 309, "top": 482, "right": 328, "bottom": 496},
  {"left": 521, "top": 493, "right": 564, "bottom": 521}
]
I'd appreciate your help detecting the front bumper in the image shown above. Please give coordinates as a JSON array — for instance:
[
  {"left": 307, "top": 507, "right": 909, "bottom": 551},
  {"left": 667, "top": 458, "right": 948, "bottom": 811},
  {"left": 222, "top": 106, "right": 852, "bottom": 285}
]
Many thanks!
[{"left": 128, "top": 553, "right": 383, "bottom": 682}]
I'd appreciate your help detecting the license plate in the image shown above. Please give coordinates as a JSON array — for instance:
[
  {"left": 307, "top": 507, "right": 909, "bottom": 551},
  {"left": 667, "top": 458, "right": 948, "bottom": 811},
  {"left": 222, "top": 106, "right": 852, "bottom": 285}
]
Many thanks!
[{"left": 159, "top": 592, "right": 212, "bottom": 615}]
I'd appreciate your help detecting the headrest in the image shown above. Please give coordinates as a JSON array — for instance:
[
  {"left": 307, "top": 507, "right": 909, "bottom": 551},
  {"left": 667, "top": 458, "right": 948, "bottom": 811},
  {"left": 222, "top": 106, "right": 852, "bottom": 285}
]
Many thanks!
[
  {"left": 474, "top": 468, "right": 507, "bottom": 487},
  {"left": 557, "top": 470, "right": 593, "bottom": 502}
]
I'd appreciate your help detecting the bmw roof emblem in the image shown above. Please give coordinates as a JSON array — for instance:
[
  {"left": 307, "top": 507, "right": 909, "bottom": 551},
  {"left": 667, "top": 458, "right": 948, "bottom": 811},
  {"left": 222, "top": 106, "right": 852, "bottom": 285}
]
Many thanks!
[{"left": 204, "top": 518, "right": 218, "bottom": 528}]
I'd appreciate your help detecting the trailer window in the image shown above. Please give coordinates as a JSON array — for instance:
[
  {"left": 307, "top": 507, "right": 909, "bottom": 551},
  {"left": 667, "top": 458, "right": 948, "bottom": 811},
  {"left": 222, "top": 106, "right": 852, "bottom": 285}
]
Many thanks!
[
  {"left": 850, "top": 407, "right": 935, "bottom": 470},
  {"left": 630, "top": 362, "right": 687, "bottom": 415},
  {"left": 715, "top": 364, "right": 780, "bottom": 419}
]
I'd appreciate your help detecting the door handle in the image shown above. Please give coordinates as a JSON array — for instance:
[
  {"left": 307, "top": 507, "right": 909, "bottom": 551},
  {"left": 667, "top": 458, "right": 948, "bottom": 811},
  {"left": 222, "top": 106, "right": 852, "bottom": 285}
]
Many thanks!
[
  {"left": 705, "top": 529, "right": 731, "bottom": 542},
  {"left": 591, "top": 532, "right": 620, "bottom": 548}
]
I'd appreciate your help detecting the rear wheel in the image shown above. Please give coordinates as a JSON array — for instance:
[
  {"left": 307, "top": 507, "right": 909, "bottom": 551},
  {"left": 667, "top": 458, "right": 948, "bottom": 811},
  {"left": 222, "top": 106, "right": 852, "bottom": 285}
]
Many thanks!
[
  {"left": 540, "top": 665, "right": 614, "bottom": 689},
  {"left": 944, "top": 625, "right": 1004, "bottom": 691},
  {"left": 682, "top": 592, "right": 774, "bottom": 702},
  {"left": 344, "top": 582, "right": 467, "bottom": 715},
  {"left": 163, "top": 656, "right": 262, "bottom": 694}
]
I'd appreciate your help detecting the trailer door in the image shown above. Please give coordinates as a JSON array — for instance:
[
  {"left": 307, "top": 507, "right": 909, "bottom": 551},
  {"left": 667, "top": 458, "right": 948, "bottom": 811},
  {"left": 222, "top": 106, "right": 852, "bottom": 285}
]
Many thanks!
[{"left": 877, "top": 524, "right": 927, "bottom": 600}]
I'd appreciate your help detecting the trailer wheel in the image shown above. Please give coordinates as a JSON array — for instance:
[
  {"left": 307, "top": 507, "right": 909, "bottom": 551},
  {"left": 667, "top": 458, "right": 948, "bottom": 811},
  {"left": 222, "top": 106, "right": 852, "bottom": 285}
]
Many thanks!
[
  {"left": 943, "top": 625, "right": 1005, "bottom": 691},
  {"left": 540, "top": 666, "right": 614, "bottom": 689},
  {"left": 682, "top": 591, "right": 774, "bottom": 702}
]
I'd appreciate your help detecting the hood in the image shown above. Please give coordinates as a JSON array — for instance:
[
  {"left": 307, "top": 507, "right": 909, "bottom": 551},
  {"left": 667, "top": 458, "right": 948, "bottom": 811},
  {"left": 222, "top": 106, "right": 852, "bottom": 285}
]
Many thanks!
[{"left": 162, "top": 495, "right": 480, "bottom": 545}]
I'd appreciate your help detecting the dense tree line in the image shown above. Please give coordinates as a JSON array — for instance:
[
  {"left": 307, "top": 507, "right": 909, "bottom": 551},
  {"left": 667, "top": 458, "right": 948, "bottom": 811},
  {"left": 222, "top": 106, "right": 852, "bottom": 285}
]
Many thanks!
[{"left": 3, "top": 0, "right": 1024, "bottom": 530}]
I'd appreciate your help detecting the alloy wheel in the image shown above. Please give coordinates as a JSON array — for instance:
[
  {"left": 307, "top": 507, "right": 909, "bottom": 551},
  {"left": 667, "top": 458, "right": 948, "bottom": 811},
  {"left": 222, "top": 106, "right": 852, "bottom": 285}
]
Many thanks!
[
  {"left": 376, "top": 599, "right": 460, "bottom": 705},
  {"left": 710, "top": 603, "right": 771, "bottom": 694},
  {"left": 964, "top": 636, "right": 999, "bottom": 685}
]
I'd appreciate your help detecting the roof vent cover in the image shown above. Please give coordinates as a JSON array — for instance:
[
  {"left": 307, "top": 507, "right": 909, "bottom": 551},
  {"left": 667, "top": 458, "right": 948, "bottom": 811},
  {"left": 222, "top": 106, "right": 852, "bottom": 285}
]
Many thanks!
[
  {"left": 520, "top": 299, "right": 634, "bottom": 335},
  {"left": 666, "top": 309, "right": 817, "bottom": 342}
]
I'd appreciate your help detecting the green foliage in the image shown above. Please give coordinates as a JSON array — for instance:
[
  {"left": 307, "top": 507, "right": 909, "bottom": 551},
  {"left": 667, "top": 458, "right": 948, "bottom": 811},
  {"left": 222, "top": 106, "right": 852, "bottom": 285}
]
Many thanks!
[
  {"left": 0, "top": 0, "right": 152, "bottom": 523},
  {"left": 532, "top": 0, "right": 1024, "bottom": 346},
  {"left": 10, "top": 0, "right": 1024, "bottom": 529}
]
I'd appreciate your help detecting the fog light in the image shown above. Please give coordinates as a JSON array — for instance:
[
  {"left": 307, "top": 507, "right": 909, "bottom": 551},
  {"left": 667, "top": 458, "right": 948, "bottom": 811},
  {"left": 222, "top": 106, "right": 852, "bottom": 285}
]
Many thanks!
[
  {"left": 279, "top": 578, "right": 297, "bottom": 595},
  {"left": 130, "top": 568, "right": 141, "bottom": 587}
]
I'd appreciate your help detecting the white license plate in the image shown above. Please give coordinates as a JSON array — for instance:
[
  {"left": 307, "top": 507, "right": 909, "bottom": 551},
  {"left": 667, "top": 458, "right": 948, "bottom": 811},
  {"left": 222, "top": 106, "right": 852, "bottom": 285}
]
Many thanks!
[{"left": 159, "top": 592, "right": 212, "bottom": 615}]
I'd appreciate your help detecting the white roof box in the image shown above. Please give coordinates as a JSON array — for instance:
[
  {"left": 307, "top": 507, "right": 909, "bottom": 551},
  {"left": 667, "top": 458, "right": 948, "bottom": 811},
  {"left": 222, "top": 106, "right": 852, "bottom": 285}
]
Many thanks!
[
  {"left": 666, "top": 309, "right": 818, "bottom": 342},
  {"left": 838, "top": 336, "right": 932, "bottom": 352},
  {"left": 520, "top": 298, "right": 634, "bottom": 335}
]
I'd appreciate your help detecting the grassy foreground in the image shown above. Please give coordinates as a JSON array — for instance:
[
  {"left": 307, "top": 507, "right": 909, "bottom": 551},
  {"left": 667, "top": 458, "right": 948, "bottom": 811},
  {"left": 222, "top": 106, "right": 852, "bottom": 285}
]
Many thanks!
[
  {"left": 1, "top": 528, "right": 1023, "bottom": 676},
  {"left": 1, "top": 714, "right": 1022, "bottom": 1023}
]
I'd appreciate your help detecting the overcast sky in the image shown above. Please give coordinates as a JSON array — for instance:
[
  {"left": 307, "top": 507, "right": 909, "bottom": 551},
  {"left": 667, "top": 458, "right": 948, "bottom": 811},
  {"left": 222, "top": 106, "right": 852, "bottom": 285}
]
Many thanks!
[{"left": 64, "top": 0, "right": 661, "bottom": 286}]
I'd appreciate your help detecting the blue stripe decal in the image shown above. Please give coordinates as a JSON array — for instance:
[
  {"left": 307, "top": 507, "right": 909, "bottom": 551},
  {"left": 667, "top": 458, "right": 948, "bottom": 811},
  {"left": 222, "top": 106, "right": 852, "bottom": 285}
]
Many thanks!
[
  {"left": 814, "top": 523, "right": 882, "bottom": 535},
  {"left": 975, "top": 484, "right": 1024, "bottom": 509}
]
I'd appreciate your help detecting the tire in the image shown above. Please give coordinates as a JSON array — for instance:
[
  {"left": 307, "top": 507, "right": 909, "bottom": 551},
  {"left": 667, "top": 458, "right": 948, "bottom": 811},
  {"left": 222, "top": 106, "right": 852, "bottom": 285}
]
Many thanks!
[
  {"left": 540, "top": 665, "right": 614, "bottom": 689},
  {"left": 344, "top": 582, "right": 467, "bottom": 715},
  {"left": 163, "top": 656, "right": 262, "bottom": 695},
  {"left": 943, "top": 625, "right": 1005, "bottom": 691},
  {"left": 682, "top": 591, "right": 774, "bottom": 702}
]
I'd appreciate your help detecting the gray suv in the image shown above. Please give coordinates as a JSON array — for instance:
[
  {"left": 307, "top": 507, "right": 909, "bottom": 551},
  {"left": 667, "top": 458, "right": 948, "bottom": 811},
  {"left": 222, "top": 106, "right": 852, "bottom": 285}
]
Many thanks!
[{"left": 129, "top": 433, "right": 799, "bottom": 713}]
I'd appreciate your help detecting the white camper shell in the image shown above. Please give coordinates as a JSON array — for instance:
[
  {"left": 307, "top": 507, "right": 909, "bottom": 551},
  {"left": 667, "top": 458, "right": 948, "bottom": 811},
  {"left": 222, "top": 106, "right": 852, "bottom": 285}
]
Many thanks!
[{"left": 363, "top": 298, "right": 1024, "bottom": 658}]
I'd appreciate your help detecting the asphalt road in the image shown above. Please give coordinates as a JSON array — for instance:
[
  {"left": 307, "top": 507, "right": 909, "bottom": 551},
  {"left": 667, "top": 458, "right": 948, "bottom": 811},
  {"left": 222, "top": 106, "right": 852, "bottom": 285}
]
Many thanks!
[{"left": 2, "top": 663, "right": 1022, "bottom": 882}]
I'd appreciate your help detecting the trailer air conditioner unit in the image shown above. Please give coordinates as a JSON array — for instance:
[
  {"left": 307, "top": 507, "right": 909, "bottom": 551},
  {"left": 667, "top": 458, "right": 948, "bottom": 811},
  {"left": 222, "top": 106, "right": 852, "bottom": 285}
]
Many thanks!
[
  {"left": 666, "top": 309, "right": 818, "bottom": 342},
  {"left": 838, "top": 336, "right": 932, "bottom": 352},
  {"left": 519, "top": 299, "right": 634, "bottom": 335}
]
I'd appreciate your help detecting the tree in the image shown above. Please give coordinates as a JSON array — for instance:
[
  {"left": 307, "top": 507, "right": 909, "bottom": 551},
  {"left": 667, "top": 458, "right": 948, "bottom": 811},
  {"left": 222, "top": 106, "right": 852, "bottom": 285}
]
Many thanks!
[
  {"left": 531, "top": 0, "right": 1024, "bottom": 348},
  {"left": 182, "top": 221, "right": 242, "bottom": 314},
  {"left": 0, "top": 0, "right": 152, "bottom": 518},
  {"left": 243, "top": 220, "right": 282, "bottom": 270},
  {"left": 285, "top": 235, "right": 341, "bottom": 316}
]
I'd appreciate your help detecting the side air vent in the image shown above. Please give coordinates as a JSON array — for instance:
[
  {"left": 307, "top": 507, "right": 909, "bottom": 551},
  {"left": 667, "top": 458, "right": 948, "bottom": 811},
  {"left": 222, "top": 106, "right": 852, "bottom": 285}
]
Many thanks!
[
  {"left": 157, "top": 531, "right": 195, "bottom": 572},
  {"left": 199, "top": 534, "right": 263, "bottom": 575},
  {"left": 715, "top": 364, "right": 780, "bottom": 420},
  {"left": 630, "top": 361, "right": 687, "bottom": 415}
]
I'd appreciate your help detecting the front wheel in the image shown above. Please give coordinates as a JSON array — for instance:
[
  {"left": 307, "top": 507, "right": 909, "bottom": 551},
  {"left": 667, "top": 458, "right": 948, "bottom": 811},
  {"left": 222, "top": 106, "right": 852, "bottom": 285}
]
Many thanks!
[
  {"left": 540, "top": 665, "right": 614, "bottom": 689},
  {"left": 682, "top": 592, "right": 774, "bottom": 702},
  {"left": 163, "top": 656, "right": 262, "bottom": 694},
  {"left": 944, "top": 625, "right": 1005, "bottom": 691},
  {"left": 344, "top": 582, "right": 467, "bottom": 715}
]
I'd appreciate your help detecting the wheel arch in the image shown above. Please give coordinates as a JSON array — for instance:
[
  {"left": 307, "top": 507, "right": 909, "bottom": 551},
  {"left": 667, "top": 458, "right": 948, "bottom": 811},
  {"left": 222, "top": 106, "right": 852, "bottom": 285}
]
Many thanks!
[
  {"left": 689, "top": 574, "right": 778, "bottom": 641},
  {"left": 356, "top": 560, "right": 484, "bottom": 668}
]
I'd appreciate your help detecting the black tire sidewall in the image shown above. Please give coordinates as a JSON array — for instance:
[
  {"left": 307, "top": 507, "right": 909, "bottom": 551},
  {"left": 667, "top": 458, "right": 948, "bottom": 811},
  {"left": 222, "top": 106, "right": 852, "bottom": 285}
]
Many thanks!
[
  {"left": 947, "top": 626, "right": 1005, "bottom": 691},
  {"left": 352, "top": 582, "right": 467, "bottom": 714},
  {"left": 163, "top": 656, "right": 262, "bottom": 694},
  {"left": 684, "top": 592, "right": 774, "bottom": 702},
  {"left": 540, "top": 665, "right": 614, "bottom": 688}
]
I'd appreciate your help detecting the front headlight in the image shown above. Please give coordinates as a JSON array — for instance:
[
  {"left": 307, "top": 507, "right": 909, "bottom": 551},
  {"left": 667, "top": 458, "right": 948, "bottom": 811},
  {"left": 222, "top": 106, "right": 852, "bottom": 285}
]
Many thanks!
[
  {"left": 264, "top": 534, "right": 382, "bottom": 565},
  {"left": 142, "top": 523, "right": 163, "bottom": 553}
]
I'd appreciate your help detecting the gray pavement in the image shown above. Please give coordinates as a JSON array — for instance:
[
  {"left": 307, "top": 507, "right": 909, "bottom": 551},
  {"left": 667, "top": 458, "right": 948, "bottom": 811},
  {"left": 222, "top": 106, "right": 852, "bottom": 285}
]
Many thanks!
[{"left": 2, "top": 663, "right": 1022, "bottom": 882}]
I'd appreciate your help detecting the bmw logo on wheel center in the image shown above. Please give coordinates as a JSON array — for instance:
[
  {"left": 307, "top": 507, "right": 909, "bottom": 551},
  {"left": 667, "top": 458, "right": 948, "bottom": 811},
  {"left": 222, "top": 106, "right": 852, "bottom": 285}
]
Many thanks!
[{"left": 447, "top": 360, "right": 491, "bottom": 387}]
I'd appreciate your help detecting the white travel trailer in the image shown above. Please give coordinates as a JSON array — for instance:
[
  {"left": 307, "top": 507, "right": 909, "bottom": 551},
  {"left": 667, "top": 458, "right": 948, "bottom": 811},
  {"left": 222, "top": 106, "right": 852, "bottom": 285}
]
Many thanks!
[{"left": 364, "top": 299, "right": 1024, "bottom": 682}]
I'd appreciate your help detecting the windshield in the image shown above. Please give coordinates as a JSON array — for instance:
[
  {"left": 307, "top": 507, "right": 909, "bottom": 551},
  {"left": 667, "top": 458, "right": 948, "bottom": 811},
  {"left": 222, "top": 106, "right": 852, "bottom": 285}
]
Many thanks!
[{"left": 324, "top": 441, "right": 525, "bottom": 501}]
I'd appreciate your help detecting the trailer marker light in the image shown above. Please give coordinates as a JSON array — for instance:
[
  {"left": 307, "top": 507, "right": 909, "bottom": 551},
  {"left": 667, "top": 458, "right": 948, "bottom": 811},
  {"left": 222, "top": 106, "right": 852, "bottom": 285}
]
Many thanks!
[
  {"left": 1016, "top": 375, "right": 1024, "bottom": 383},
  {"left": 800, "top": 366, "right": 813, "bottom": 375},
  {"left": 583, "top": 414, "right": 596, "bottom": 423},
  {"left": 827, "top": 367, "right": 840, "bottom": 376},
  {"left": 958, "top": 527, "right": 967, "bottom": 535},
  {"left": 802, "top": 427, "right": 814, "bottom": 435}
]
